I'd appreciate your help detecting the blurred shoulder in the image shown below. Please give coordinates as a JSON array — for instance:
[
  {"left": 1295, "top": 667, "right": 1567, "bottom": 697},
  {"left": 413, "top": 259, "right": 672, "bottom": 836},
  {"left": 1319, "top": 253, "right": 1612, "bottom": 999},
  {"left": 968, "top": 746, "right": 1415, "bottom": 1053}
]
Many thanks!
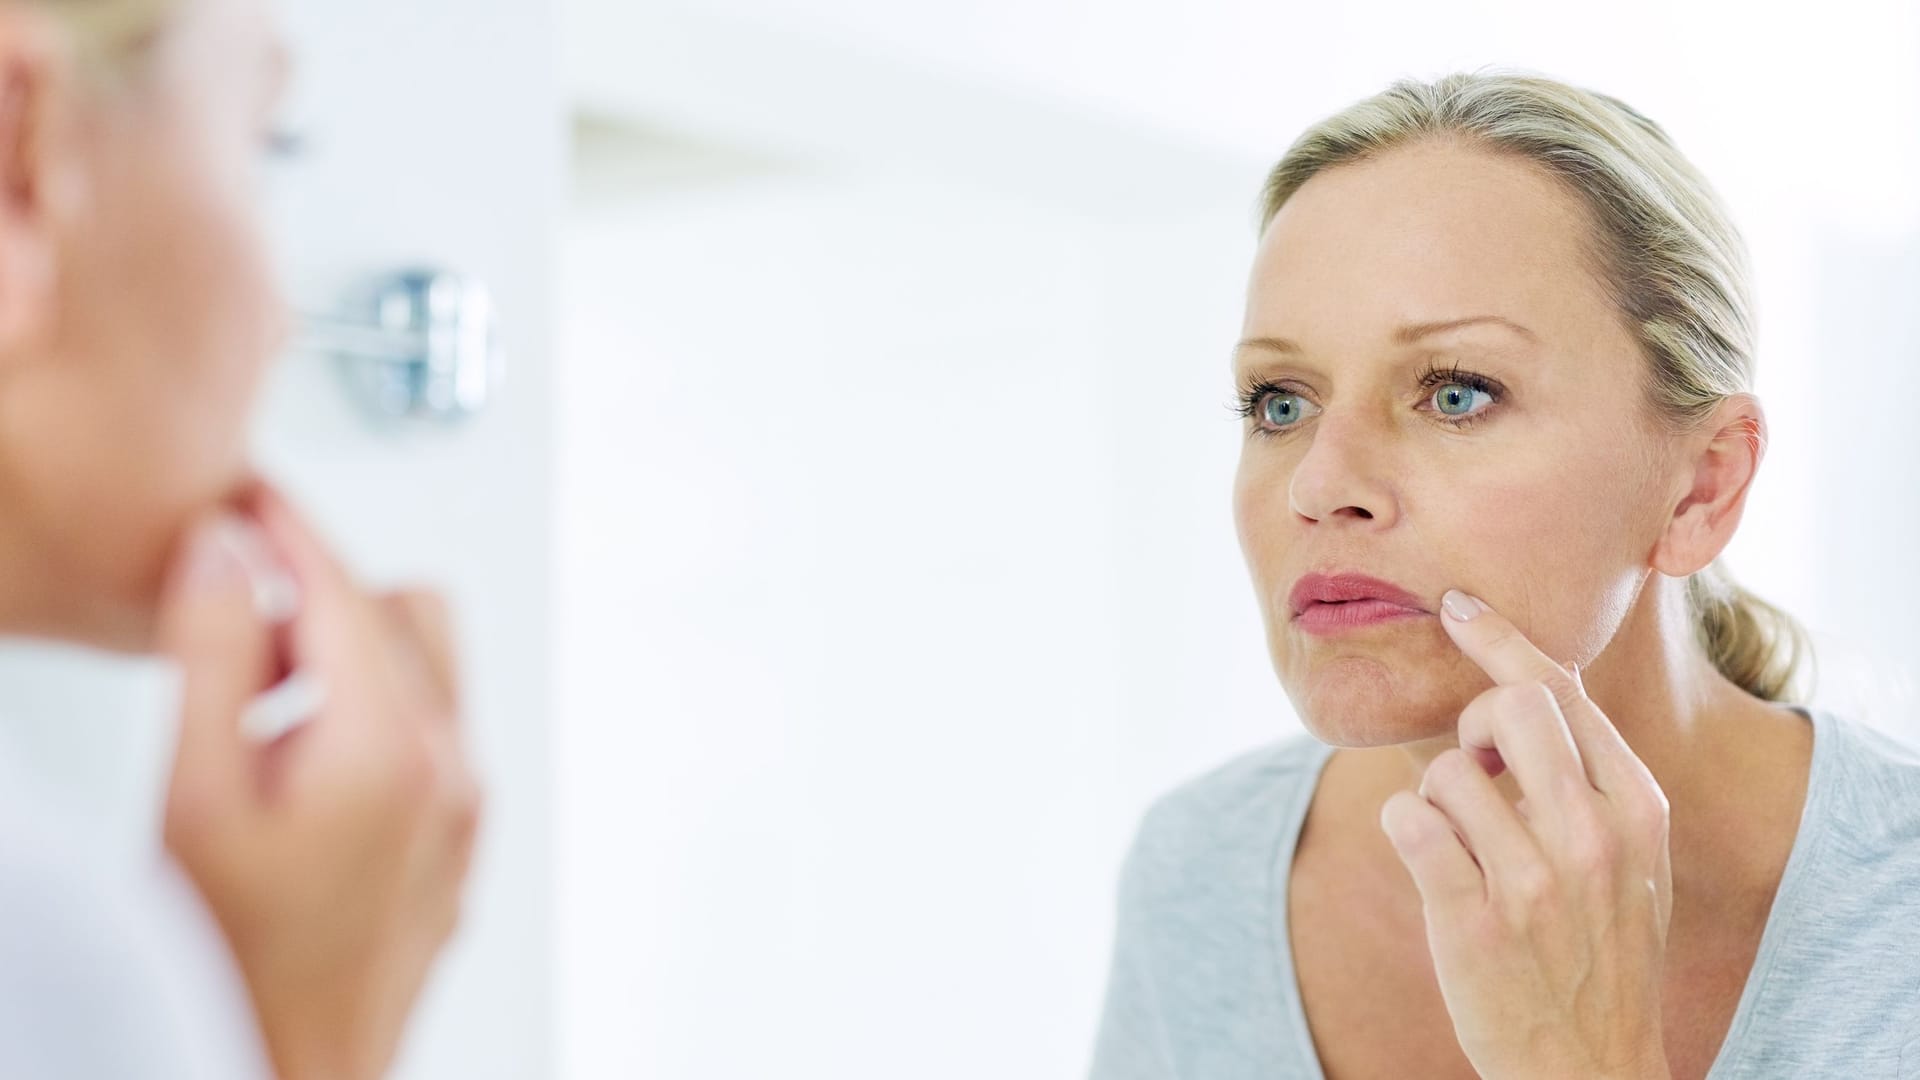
[
  {"left": 0, "top": 778, "right": 269, "bottom": 1080},
  {"left": 1119, "top": 733, "right": 1332, "bottom": 907}
]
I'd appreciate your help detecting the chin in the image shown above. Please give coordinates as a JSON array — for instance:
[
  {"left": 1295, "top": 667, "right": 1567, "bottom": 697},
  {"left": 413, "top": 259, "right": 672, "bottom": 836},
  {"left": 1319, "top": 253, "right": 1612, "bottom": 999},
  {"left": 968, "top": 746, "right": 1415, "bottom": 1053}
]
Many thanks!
[{"left": 1282, "top": 658, "right": 1466, "bottom": 748}]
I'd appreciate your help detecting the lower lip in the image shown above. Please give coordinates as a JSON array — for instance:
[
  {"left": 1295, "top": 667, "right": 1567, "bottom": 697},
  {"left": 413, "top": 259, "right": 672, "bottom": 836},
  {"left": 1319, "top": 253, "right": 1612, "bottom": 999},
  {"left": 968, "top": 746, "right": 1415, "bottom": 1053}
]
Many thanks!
[{"left": 1294, "top": 599, "right": 1430, "bottom": 634}]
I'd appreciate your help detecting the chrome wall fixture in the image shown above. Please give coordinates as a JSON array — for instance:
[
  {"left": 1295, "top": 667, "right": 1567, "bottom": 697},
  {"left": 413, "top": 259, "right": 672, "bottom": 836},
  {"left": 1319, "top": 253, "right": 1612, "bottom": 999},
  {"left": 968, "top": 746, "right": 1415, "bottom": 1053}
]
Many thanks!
[{"left": 299, "top": 268, "right": 502, "bottom": 423}]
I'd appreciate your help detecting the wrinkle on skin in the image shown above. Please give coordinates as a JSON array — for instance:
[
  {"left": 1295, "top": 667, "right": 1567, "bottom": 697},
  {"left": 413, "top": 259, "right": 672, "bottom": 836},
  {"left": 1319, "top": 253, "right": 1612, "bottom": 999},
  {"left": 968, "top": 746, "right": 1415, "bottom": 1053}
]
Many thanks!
[{"left": 1232, "top": 137, "right": 1808, "bottom": 905}]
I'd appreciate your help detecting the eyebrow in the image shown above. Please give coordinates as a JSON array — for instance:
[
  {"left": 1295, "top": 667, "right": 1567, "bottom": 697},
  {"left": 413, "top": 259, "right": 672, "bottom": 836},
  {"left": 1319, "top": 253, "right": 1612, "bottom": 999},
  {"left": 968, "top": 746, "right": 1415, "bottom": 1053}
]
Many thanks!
[{"left": 1234, "top": 314, "right": 1538, "bottom": 359}]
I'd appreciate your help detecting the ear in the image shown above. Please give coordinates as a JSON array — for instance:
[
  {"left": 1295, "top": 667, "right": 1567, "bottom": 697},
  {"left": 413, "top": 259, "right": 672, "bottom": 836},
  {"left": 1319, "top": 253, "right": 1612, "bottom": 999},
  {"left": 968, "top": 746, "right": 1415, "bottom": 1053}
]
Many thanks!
[
  {"left": 0, "top": 8, "right": 79, "bottom": 355},
  {"left": 1649, "top": 392, "right": 1767, "bottom": 577}
]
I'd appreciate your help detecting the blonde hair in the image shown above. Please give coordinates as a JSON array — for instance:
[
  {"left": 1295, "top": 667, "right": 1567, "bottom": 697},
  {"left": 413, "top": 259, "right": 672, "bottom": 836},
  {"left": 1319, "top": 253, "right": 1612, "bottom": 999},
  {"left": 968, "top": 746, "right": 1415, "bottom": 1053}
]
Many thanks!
[
  {"left": 1255, "top": 67, "right": 1814, "bottom": 704},
  {"left": 34, "top": 0, "right": 173, "bottom": 76}
]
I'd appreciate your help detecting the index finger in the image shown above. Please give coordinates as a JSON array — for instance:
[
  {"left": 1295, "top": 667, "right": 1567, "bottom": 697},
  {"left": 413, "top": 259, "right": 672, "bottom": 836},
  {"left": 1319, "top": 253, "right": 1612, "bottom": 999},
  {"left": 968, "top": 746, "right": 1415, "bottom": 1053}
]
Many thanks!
[
  {"left": 379, "top": 588, "right": 463, "bottom": 717},
  {"left": 233, "top": 477, "right": 392, "bottom": 698},
  {"left": 1439, "top": 588, "right": 1641, "bottom": 794},
  {"left": 239, "top": 478, "right": 361, "bottom": 618}
]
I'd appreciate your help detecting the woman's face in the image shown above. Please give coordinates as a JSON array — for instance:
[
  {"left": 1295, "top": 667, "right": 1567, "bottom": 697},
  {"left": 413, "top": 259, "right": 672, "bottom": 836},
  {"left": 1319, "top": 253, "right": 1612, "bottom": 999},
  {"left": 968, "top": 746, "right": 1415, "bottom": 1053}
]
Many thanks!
[
  {"left": 0, "top": 0, "right": 288, "bottom": 649},
  {"left": 1233, "top": 138, "right": 1683, "bottom": 747}
]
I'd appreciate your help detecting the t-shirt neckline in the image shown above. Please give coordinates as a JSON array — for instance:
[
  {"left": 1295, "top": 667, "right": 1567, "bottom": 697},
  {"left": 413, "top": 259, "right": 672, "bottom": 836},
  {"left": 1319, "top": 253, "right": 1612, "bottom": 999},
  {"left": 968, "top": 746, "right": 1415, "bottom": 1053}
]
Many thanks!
[{"left": 1267, "top": 702, "right": 1834, "bottom": 1080}]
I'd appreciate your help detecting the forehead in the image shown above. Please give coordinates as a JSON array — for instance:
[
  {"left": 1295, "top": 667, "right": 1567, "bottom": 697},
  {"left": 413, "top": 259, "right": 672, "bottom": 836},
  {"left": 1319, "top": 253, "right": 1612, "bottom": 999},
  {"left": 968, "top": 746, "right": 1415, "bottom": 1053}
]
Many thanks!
[{"left": 1244, "top": 139, "right": 1615, "bottom": 348}]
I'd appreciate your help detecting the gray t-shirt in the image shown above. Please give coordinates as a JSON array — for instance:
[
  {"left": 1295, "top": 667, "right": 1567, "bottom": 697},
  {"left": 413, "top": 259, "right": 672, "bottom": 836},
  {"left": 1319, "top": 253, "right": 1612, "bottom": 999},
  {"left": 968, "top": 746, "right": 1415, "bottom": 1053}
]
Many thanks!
[{"left": 1089, "top": 704, "right": 1920, "bottom": 1078}]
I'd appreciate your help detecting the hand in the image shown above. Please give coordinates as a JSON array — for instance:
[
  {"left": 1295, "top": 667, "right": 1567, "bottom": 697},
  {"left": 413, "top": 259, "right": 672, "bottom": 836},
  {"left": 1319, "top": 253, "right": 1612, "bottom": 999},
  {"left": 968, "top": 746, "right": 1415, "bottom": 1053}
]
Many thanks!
[
  {"left": 157, "top": 481, "right": 483, "bottom": 1080},
  {"left": 1378, "top": 589, "right": 1673, "bottom": 1080}
]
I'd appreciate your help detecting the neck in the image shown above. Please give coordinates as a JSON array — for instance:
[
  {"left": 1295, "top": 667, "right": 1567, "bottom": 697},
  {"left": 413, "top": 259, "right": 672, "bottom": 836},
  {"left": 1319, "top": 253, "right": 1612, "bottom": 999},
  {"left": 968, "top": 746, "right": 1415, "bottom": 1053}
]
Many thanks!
[{"left": 0, "top": 496, "right": 152, "bottom": 652}]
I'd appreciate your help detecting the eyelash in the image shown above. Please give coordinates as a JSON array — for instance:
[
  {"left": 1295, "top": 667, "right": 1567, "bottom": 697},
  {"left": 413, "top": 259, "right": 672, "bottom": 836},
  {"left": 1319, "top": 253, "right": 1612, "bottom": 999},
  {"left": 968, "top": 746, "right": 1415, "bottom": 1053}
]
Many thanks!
[{"left": 1229, "top": 361, "right": 1505, "bottom": 438}]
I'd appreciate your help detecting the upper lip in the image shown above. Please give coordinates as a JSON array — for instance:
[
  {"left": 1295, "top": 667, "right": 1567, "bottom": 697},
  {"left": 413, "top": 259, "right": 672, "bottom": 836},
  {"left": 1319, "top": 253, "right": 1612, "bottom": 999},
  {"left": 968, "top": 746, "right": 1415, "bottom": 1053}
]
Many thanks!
[{"left": 1288, "top": 571, "right": 1430, "bottom": 618}]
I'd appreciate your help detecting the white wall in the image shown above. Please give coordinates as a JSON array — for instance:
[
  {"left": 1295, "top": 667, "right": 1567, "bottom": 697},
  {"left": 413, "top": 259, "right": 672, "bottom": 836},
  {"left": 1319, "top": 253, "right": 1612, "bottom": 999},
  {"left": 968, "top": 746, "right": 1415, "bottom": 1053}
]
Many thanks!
[
  {"left": 557, "top": 3, "right": 1919, "bottom": 1076},
  {"left": 255, "top": 3, "right": 562, "bottom": 1078},
  {"left": 557, "top": 116, "right": 1277, "bottom": 1076}
]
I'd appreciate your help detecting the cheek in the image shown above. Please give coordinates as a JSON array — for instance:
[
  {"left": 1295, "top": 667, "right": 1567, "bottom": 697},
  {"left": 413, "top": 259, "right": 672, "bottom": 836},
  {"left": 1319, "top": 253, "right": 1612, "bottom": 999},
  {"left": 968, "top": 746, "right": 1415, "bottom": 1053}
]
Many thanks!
[
  {"left": 1231, "top": 461, "right": 1257, "bottom": 558},
  {"left": 138, "top": 132, "right": 280, "bottom": 468},
  {"left": 1437, "top": 450, "right": 1649, "bottom": 661},
  {"left": 1232, "top": 451, "right": 1291, "bottom": 577},
  {"left": 28, "top": 132, "right": 279, "bottom": 613}
]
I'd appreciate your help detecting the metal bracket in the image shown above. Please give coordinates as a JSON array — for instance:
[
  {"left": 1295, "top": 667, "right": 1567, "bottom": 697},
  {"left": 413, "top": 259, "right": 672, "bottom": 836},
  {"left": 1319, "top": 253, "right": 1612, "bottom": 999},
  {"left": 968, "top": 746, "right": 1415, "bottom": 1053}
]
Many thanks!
[{"left": 299, "top": 268, "right": 502, "bottom": 423}]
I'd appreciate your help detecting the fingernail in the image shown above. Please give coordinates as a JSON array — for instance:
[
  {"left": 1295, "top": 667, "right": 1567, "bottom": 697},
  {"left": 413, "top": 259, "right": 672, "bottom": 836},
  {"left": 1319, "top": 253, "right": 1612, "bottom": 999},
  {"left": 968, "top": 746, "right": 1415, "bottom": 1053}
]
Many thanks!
[
  {"left": 1441, "top": 589, "right": 1485, "bottom": 622},
  {"left": 222, "top": 517, "right": 302, "bottom": 622},
  {"left": 240, "top": 670, "right": 328, "bottom": 743},
  {"left": 182, "top": 517, "right": 248, "bottom": 593}
]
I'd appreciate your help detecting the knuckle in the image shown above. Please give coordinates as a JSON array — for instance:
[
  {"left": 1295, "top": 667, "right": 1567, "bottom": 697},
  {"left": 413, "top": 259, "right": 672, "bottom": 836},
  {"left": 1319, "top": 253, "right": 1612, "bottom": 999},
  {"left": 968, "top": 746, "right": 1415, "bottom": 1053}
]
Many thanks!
[
  {"left": 406, "top": 587, "right": 453, "bottom": 630},
  {"left": 1489, "top": 682, "right": 1546, "bottom": 717},
  {"left": 1383, "top": 790, "right": 1440, "bottom": 844},
  {"left": 383, "top": 732, "right": 439, "bottom": 806},
  {"left": 1623, "top": 788, "right": 1671, "bottom": 844},
  {"left": 1554, "top": 770, "right": 1596, "bottom": 811},
  {"left": 1524, "top": 679, "right": 1564, "bottom": 715},
  {"left": 1502, "top": 859, "right": 1555, "bottom": 912},
  {"left": 1424, "top": 747, "right": 1479, "bottom": 793},
  {"left": 1455, "top": 695, "right": 1497, "bottom": 738},
  {"left": 1538, "top": 670, "right": 1578, "bottom": 706}
]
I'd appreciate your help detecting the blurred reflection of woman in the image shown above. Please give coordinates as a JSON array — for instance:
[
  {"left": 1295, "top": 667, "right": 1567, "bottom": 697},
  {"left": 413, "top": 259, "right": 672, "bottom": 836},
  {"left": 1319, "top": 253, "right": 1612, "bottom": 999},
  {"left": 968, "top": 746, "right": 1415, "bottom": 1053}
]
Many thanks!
[
  {"left": 0, "top": 2, "right": 481, "bottom": 1078},
  {"left": 1092, "top": 70, "right": 1920, "bottom": 1080}
]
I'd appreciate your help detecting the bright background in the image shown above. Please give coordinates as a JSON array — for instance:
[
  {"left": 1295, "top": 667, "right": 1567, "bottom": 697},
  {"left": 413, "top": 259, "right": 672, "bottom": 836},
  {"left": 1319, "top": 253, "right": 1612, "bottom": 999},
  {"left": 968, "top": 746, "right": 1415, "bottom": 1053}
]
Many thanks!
[
  {"left": 556, "top": 1, "right": 1920, "bottom": 1077},
  {"left": 0, "top": 3, "right": 1909, "bottom": 1079}
]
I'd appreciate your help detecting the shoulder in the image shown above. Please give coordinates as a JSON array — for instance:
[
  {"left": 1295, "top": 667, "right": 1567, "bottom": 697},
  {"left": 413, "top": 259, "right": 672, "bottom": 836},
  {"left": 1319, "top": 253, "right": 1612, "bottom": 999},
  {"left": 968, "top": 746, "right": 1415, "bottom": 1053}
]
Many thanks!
[
  {"left": 1118, "top": 733, "right": 1329, "bottom": 913},
  {"left": 1094, "top": 737, "right": 1327, "bottom": 1075},
  {"left": 0, "top": 792, "right": 269, "bottom": 1080},
  {"left": 0, "top": 808, "right": 193, "bottom": 1077},
  {"left": 1769, "top": 707, "right": 1920, "bottom": 995},
  {"left": 1132, "top": 734, "right": 1328, "bottom": 844},
  {"left": 1711, "top": 709, "right": 1920, "bottom": 1070},
  {"left": 1812, "top": 706, "right": 1920, "bottom": 847}
]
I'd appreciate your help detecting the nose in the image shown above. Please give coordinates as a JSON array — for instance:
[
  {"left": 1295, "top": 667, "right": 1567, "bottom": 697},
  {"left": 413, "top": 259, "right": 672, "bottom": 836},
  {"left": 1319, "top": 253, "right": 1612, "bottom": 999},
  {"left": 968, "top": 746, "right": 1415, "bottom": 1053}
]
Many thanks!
[{"left": 1286, "top": 408, "right": 1401, "bottom": 526}]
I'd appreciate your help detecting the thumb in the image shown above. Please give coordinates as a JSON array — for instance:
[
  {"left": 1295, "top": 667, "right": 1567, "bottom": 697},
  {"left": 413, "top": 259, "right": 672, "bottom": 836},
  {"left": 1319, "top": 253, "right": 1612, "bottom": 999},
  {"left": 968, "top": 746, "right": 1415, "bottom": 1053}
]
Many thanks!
[{"left": 156, "top": 514, "right": 274, "bottom": 806}]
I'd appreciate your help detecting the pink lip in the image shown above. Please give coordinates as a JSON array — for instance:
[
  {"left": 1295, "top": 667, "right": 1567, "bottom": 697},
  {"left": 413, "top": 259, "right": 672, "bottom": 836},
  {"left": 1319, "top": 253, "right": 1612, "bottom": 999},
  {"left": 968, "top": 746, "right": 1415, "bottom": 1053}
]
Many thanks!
[{"left": 1287, "top": 571, "right": 1432, "bottom": 635}]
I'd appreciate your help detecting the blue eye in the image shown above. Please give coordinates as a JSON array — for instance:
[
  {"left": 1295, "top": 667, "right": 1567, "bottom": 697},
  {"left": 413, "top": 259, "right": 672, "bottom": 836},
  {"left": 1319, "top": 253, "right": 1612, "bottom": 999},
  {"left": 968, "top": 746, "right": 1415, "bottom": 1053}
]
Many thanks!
[
  {"left": 1262, "top": 392, "right": 1314, "bottom": 428},
  {"left": 1229, "top": 364, "right": 1505, "bottom": 438},
  {"left": 1417, "top": 363, "right": 1504, "bottom": 428},
  {"left": 1432, "top": 381, "right": 1491, "bottom": 417},
  {"left": 1231, "top": 379, "right": 1320, "bottom": 434}
]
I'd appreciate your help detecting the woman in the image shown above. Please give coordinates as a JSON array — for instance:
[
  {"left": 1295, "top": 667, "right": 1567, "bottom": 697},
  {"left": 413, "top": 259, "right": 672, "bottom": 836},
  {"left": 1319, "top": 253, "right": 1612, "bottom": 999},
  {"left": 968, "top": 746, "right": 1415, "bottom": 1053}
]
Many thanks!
[
  {"left": 1090, "top": 71, "right": 1920, "bottom": 1080},
  {"left": 0, "top": 1, "right": 480, "bottom": 1078}
]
